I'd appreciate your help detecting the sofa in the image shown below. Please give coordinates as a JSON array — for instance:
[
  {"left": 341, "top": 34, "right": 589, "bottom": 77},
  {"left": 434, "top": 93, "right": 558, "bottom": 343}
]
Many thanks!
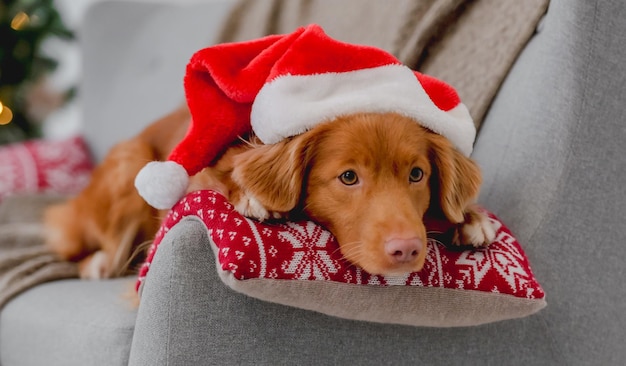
[{"left": 2, "top": 0, "right": 626, "bottom": 365}]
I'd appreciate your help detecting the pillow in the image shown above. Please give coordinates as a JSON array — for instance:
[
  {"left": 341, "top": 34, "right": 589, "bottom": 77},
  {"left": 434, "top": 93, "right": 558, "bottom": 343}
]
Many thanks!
[
  {"left": 137, "top": 190, "right": 546, "bottom": 327},
  {"left": 0, "top": 136, "right": 93, "bottom": 202}
]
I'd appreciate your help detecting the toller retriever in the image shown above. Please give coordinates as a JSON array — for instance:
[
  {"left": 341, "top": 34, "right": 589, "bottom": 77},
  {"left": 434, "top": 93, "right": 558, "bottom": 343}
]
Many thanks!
[{"left": 44, "top": 106, "right": 495, "bottom": 278}]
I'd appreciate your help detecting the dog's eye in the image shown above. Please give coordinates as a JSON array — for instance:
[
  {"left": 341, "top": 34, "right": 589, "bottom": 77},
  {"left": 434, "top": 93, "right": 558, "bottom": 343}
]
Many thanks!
[
  {"left": 339, "top": 170, "right": 359, "bottom": 185},
  {"left": 409, "top": 167, "right": 424, "bottom": 183}
]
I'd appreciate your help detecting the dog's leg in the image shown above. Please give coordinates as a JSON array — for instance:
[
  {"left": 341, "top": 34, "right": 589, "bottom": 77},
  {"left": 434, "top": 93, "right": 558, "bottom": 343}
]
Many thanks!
[
  {"left": 452, "top": 204, "right": 497, "bottom": 247},
  {"left": 230, "top": 189, "right": 284, "bottom": 221},
  {"left": 233, "top": 191, "right": 271, "bottom": 220},
  {"left": 44, "top": 201, "right": 96, "bottom": 264},
  {"left": 78, "top": 251, "right": 111, "bottom": 279}
]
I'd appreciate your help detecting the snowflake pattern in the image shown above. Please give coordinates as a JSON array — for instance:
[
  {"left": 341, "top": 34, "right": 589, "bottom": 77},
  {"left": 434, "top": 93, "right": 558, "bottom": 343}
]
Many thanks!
[
  {"left": 0, "top": 136, "right": 93, "bottom": 202},
  {"left": 279, "top": 222, "right": 338, "bottom": 280},
  {"left": 136, "top": 190, "right": 545, "bottom": 301}
]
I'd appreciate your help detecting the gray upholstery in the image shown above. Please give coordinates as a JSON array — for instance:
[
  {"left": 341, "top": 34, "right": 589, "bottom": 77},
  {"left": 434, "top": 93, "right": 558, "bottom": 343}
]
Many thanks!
[
  {"left": 2, "top": 0, "right": 626, "bottom": 365},
  {"left": 0, "top": 278, "right": 136, "bottom": 366},
  {"left": 473, "top": 0, "right": 626, "bottom": 362}
]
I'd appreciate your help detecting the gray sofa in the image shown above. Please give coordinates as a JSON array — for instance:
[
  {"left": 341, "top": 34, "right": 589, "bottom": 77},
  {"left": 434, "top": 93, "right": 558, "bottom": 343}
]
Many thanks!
[{"left": 2, "top": 0, "right": 626, "bottom": 365}]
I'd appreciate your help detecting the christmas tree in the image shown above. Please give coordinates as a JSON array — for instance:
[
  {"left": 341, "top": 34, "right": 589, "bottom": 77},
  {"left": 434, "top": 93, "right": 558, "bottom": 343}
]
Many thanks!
[{"left": 0, "top": 0, "right": 72, "bottom": 144}]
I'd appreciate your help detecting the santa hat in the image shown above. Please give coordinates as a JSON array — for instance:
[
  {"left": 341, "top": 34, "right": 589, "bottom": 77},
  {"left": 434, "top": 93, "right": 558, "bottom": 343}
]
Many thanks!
[{"left": 135, "top": 24, "right": 476, "bottom": 210}]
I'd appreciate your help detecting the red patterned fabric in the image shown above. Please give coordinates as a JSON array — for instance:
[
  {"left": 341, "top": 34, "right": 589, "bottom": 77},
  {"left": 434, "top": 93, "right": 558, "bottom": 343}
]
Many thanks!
[
  {"left": 137, "top": 190, "right": 544, "bottom": 303},
  {"left": 0, "top": 136, "right": 93, "bottom": 201}
]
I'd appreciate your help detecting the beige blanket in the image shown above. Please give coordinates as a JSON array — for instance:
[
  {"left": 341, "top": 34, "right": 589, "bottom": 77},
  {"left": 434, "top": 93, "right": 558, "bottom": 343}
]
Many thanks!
[
  {"left": 0, "top": 195, "right": 78, "bottom": 309},
  {"left": 218, "top": 0, "right": 549, "bottom": 129},
  {"left": 0, "top": 0, "right": 548, "bottom": 310}
]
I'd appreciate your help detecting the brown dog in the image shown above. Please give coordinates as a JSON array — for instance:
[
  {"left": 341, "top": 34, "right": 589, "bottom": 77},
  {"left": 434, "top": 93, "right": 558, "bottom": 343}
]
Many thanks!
[
  {"left": 45, "top": 107, "right": 494, "bottom": 279},
  {"left": 44, "top": 105, "right": 189, "bottom": 279},
  {"left": 193, "top": 112, "right": 495, "bottom": 275}
]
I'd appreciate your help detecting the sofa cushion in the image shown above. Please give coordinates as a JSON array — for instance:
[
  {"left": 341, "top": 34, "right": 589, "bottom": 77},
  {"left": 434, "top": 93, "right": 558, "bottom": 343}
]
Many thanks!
[
  {"left": 0, "top": 278, "right": 136, "bottom": 366},
  {"left": 0, "top": 136, "right": 93, "bottom": 202},
  {"left": 138, "top": 190, "right": 545, "bottom": 327}
]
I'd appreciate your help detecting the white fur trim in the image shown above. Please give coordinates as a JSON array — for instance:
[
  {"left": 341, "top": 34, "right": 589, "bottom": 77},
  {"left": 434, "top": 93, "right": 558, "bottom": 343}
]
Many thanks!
[
  {"left": 134, "top": 161, "right": 189, "bottom": 209},
  {"left": 251, "top": 65, "right": 476, "bottom": 156}
]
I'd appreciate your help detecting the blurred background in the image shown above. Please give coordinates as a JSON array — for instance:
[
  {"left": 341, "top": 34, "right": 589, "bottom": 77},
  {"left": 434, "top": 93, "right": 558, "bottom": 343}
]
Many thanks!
[
  {"left": 0, "top": 0, "right": 212, "bottom": 145},
  {"left": 1, "top": 0, "right": 92, "bottom": 144}
]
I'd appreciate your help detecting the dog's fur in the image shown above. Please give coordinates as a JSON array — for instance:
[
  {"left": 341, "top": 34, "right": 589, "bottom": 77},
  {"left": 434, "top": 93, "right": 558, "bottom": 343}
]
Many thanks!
[
  {"left": 44, "top": 107, "right": 495, "bottom": 279},
  {"left": 196, "top": 112, "right": 495, "bottom": 275},
  {"left": 44, "top": 106, "right": 190, "bottom": 279}
]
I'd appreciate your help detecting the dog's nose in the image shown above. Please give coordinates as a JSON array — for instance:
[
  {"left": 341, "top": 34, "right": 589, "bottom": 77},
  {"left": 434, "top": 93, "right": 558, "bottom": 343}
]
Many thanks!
[{"left": 384, "top": 237, "right": 422, "bottom": 264}]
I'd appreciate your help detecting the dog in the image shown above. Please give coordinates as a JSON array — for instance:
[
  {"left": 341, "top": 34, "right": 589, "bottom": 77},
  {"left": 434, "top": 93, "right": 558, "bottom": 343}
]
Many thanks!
[
  {"left": 44, "top": 106, "right": 495, "bottom": 279},
  {"left": 192, "top": 111, "right": 495, "bottom": 275},
  {"left": 44, "top": 105, "right": 190, "bottom": 279}
]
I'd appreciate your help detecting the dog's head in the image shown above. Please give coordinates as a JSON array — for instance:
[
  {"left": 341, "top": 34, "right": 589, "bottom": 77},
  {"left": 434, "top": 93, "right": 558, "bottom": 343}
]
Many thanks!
[{"left": 232, "top": 113, "right": 481, "bottom": 275}]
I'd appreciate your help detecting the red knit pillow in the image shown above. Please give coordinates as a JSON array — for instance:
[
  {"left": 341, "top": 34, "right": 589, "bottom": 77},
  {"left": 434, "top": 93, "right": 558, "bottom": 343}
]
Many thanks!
[
  {"left": 138, "top": 190, "right": 546, "bottom": 327},
  {"left": 0, "top": 136, "right": 93, "bottom": 202}
]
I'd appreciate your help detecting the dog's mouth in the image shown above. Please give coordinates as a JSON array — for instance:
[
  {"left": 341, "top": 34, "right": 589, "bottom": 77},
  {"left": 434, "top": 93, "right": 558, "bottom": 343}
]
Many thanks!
[
  {"left": 340, "top": 238, "right": 428, "bottom": 276},
  {"left": 353, "top": 259, "right": 427, "bottom": 277},
  {"left": 360, "top": 258, "right": 427, "bottom": 276}
]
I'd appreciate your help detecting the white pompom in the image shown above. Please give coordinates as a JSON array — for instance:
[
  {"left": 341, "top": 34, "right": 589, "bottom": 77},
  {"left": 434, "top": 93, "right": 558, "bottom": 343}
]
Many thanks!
[{"left": 134, "top": 161, "right": 189, "bottom": 209}]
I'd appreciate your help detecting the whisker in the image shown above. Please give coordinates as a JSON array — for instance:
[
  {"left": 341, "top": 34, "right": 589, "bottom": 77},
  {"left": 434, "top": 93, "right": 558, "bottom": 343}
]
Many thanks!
[
  {"left": 342, "top": 258, "right": 363, "bottom": 273},
  {"left": 330, "top": 246, "right": 344, "bottom": 257},
  {"left": 300, "top": 201, "right": 315, "bottom": 214},
  {"left": 427, "top": 237, "right": 444, "bottom": 246},
  {"left": 426, "top": 230, "right": 445, "bottom": 236},
  {"left": 236, "top": 135, "right": 260, "bottom": 148},
  {"left": 120, "top": 239, "right": 153, "bottom": 275},
  {"left": 333, "top": 240, "right": 362, "bottom": 258}
]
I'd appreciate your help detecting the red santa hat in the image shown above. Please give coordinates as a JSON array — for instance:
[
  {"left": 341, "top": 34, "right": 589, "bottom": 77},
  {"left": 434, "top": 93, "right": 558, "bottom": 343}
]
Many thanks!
[{"left": 135, "top": 24, "right": 476, "bottom": 210}]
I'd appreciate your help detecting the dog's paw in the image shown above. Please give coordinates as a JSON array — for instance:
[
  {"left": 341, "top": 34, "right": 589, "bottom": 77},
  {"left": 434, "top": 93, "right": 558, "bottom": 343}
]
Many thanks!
[
  {"left": 233, "top": 191, "right": 282, "bottom": 221},
  {"left": 78, "top": 251, "right": 111, "bottom": 280},
  {"left": 452, "top": 206, "right": 497, "bottom": 247}
]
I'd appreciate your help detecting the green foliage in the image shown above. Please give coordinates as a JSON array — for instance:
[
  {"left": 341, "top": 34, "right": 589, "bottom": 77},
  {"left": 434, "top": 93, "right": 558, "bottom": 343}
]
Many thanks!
[{"left": 0, "top": 0, "right": 73, "bottom": 144}]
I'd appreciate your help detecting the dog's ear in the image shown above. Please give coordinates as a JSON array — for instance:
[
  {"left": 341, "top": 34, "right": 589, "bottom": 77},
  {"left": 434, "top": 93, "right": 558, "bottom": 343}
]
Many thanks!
[
  {"left": 231, "top": 134, "right": 312, "bottom": 213},
  {"left": 428, "top": 134, "right": 482, "bottom": 223}
]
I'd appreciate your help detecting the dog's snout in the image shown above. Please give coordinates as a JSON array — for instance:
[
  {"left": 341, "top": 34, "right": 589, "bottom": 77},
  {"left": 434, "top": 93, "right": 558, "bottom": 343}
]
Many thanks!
[{"left": 384, "top": 237, "right": 422, "bottom": 264}]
